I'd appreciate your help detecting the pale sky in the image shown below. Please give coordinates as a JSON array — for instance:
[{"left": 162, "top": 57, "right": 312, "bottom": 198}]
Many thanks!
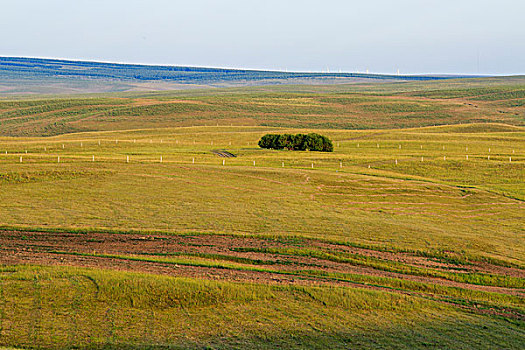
[{"left": 1, "top": 0, "right": 524, "bottom": 75}]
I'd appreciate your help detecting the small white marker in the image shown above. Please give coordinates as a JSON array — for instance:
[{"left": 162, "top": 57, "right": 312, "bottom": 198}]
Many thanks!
[
  {"left": 57, "top": 156, "right": 60, "bottom": 163},
  {"left": 368, "top": 165, "right": 370, "bottom": 168},
  {"left": 19, "top": 156, "right": 22, "bottom": 163},
  {"left": 489, "top": 148, "right": 491, "bottom": 153},
  {"left": 466, "top": 155, "right": 468, "bottom": 160},
  {"left": 420, "top": 145, "right": 422, "bottom": 149},
  {"left": 62, "top": 144, "right": 65, "bottom": 149},
  {"left": 421, "top": 157, "right": 424, "bottom": 162},
  {"left": 311, "top": 163, "right": 314, "bottom": 169},
  {"left": 81, "top": 142, "right": 83, "bottom": 147},
  {"left": 509, "top": 157, "right": 512, "bottom": 162},
  {"left": 395, "top": 159, "right": 398, "bottom": 165},
  {"left": 377, "top": 144, "right": 379, "bottom": 148},
  {"left": 127, "top": 155, "right": 129, "bottom": 163},
  {"left": 192, "top": 158, "right": 195, "bottom": 164},
  {"left": 488, "top": 155, "right": 490, "bottom": 160},
  {"left": 92, "top": 155, "right": 95, "bottom": 162},
  {"left": 340, "top": 162, "right": 342, "bottom": 168},
  {"left": 98, "top": 140, "right": 101, "bottom": 146},
  {"left": 282, "top": 162, "right": 284, "bottom": 167},
  {"left": 253, "top": 160, "right": 256, "bottom": 166},
  {"left": 399, "top": 145, "right": 401, "bottom": 149},
  {"left": 444, "top": 156, "right": 446, "bottom": 161},
  {"left": 222, "top": 159, "right": 225, "bottom": 165},
  {"left": 160, "top": 156, "right": 163, "bottom": 163}
]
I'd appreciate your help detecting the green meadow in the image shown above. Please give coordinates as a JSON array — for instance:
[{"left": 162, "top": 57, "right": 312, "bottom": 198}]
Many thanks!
[{"left": 0, "top": 78, "right": 523, "bottom": 349}]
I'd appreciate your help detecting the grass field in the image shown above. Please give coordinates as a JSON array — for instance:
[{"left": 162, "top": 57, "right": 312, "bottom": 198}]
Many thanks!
[
  {"left": 1, "top": 76, "right": 523, "bottom": 137},
  {"left": 0, "top": 77, "right": 523, "bottom": 349}
]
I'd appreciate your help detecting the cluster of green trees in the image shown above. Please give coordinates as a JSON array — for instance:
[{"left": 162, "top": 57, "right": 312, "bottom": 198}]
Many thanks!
[{"left": 258, "top": 133, "right": 333, "bottom": 152}]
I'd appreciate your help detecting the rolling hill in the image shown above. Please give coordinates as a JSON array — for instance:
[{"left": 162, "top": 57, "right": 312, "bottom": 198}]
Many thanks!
[
  {"left": 0, "top": 56, "right": 476, "bottom": 95},
  {"left": 0, "top": 68, "right": 523, "bottom": 349}
]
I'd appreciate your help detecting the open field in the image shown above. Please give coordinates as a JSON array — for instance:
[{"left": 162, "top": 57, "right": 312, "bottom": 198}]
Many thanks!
[
  {"left": 0, "top": 57, "right": 469, "bottom": 95},
  {"left": 0, "top": 78, "right": 524, "bottom": 349},
  {"left": 0, "top": 125, "right": 523, "bottom": 258},
  {"left": 1, "top": 76, "right": 523, "bottom": 137}
]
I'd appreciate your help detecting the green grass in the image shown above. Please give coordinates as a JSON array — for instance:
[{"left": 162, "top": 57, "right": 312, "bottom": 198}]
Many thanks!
[
  {"left": 0, "top": 124, "right": 522, "bottom": 264},
  {"left": 231, "top": 247, "right": 524, "bottom": 288},
  {"left": 0, "top": 79, "right": 523, "bottom": 349},
  {"left": 47, "top": 250, "right": 525, "bottom": 311},
  {"left": 1, "top": 77, "right": 523, "bottom": 136},
  {"left": 0, "top": 265, "right": 523, "bottom": 350}
]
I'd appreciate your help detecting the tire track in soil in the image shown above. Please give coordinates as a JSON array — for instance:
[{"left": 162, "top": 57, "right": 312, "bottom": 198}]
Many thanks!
[{"left": 1, "top": 230, "right": 523, "bottom": 292}]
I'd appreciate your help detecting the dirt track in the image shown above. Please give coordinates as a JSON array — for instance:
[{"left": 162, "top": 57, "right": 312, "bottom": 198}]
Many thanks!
[{"left": 1, "top": 230, "right": 523, "bottom": 296}]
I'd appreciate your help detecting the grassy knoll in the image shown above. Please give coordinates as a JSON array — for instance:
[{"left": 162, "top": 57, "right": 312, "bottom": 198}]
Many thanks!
[{"left": 0, "top": 265, "right": 523, "bottom": 349}]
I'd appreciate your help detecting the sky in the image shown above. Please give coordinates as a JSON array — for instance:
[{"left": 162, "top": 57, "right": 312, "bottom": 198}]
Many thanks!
[{"left": 1, "top": 0, "right": 524, "bottom": 75}]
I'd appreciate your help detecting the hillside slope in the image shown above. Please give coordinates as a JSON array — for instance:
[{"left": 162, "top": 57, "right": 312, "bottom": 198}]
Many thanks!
[
  {"left": 0, "top": 56, "right": 474, "bottom": 95},
  {"left": 0, "top": 77, "right": 523, "bottom": 137}
]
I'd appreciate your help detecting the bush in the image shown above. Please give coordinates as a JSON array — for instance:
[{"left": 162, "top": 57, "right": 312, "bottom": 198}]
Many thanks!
[{"left": 258, "top": 133, "right": 333, "bottom": 152}]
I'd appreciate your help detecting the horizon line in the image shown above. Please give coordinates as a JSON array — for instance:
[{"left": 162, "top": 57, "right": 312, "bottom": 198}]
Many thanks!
[{"left": 0, "top": 55, "right": 502, "bottom": 77}]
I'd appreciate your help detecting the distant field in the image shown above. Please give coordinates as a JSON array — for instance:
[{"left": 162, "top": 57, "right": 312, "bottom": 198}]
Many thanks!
[
  {"left": 0, "top": 56, "right": 468, "bottom": 95},
  {"left": 0, "top": 76, "right": 523, "bottom": 137},
  {"left": 0, "top": 78, "right": 523, "bottom": 349}
]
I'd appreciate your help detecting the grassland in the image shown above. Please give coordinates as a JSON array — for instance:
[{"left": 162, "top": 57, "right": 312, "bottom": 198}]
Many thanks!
[
  {"left": 0, "top": 77, "right": 523, "bottom": 349},
  {"left": 1, "top": 76, "right": 523, "bottom": 137}
]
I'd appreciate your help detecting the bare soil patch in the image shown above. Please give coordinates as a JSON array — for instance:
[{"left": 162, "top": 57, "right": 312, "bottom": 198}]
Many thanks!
[{"left": 1, "top": 230, "right": 523, "bottom": 297}]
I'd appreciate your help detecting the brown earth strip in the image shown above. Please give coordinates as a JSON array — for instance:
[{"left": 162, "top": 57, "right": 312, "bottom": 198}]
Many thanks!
[{"left": 1, "top": 230, "right": 523, "bottom": 296}]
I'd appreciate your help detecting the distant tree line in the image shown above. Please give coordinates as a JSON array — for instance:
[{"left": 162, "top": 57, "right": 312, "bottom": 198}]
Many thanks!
[{"left": 258, "top": 133, "right": 333, "bottom": 152}]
